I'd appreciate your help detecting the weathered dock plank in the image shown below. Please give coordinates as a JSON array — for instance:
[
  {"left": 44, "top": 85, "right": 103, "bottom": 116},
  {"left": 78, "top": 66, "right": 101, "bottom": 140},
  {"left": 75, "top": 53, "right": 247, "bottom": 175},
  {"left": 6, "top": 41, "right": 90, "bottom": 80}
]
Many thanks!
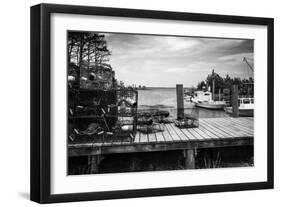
[
  {"left": 68, "top": 137, "right": 253, "bottom": 156},
  {"left": 206, "top": 118, "right": 251, "bottom": 137},
  {"left": 134, "top": 131, "right": 140, "bottom": 143},
  {"left": 161, "top": 124, "right": 174, "bottom": 142},
  {"left": 154, "top": 124, "right": 166, "bottom": 142},
  {"left": 192, "top": 127, "right": 213, "bottom": 140},
  {"left": 139, "top": 131, "right": 148, "bottom": 143},
  {"left": 169, "top": 123, "right": 190, "bottom": 141},
  {"left": 199, "top": 119, "right": 232, "bottom": 138},
  {"left": 198, "top": 124, "right": 221, "bottom": 140},
  {"left": 148, "top": 131, "right": 157, "bottom": 142},
  {"left": 211, "top": 118, "right": 253, "bottom": 137},
  {"left": 228, "top": 117, "right": 254, "bottom": 130},
  {"left": 165, "top": 123, "right": 184, "bottom": 141},
  {"left": 228, "top": 117, "right": 253, "bottom": 126},
  {"left": 163, "top": 124, "right": 182, "bottom": 142},
  {"left": 218, "top": 117, "right": 254, "bottom": 134},
  {"left": 189, "top": 128, "right": 207, "bottom": 140},
  {"left": 180, "top": 128, "right": 199, "bottom": 140},
  {"left": 68, "top": 117, "right": 254, "bottom": 157}
]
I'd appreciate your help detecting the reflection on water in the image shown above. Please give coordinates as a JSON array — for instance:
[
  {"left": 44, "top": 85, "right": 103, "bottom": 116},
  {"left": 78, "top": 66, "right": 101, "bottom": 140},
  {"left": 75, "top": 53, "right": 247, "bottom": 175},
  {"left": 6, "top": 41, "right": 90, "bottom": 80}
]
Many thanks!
[{"left": 138, "top": 88, "right": 229, "bottom": 119}]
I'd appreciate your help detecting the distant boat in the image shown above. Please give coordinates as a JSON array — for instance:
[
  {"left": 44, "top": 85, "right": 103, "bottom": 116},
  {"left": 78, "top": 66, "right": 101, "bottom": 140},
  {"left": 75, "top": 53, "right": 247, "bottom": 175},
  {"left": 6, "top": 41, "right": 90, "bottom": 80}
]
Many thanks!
[
  {"left": 224, "top": 97, "right": 254, "bottom": 117},
  {"left": 191, "top": 91, "right": 226, "bottom": 110}
]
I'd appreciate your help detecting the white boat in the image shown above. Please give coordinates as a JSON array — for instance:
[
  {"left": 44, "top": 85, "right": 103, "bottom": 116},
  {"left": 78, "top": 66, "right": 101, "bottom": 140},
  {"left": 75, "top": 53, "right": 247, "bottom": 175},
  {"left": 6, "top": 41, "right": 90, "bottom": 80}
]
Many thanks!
[
  {"left": 191, "top": 91, "right": 226, "bottom": 110},
  {"left": 224, "top": 97, "right": 254, "bottom": 117}
]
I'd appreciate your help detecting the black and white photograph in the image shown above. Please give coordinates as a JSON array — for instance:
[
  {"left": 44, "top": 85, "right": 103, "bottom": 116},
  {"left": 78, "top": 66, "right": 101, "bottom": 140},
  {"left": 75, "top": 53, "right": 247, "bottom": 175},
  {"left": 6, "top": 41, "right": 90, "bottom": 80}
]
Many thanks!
[
  {"left": 27, "top": 2, "right": 275, "bottom": 204},
  {"left": 67, "top": 31, "right": 254, "bottom": 175}
]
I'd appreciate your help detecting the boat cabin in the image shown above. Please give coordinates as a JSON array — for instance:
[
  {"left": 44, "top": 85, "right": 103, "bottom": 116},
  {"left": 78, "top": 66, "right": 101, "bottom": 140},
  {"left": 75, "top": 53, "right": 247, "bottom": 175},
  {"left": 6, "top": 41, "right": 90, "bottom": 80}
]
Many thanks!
[
  {"left": 238, "top": 97, "right": 254, "bottom": 109},
  {"left": 193, "top": 91, "right": 212, "bottom": 102}
]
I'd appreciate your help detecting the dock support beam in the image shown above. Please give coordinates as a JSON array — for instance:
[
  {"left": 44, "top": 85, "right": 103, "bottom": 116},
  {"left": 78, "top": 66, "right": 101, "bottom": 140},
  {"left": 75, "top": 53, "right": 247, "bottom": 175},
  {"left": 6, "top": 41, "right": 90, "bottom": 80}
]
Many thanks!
[
  {"left": 232, "top": 85, "right": 239, "bottom": 117},
  {"left": 176, "top": 84, "right": 184, "bottom": 119},
  {"left": 88, "top": 155, "right": 100, "bottom": 173},
  {"left": 183, "top": 149, "right": 195, "bottom": 169}
]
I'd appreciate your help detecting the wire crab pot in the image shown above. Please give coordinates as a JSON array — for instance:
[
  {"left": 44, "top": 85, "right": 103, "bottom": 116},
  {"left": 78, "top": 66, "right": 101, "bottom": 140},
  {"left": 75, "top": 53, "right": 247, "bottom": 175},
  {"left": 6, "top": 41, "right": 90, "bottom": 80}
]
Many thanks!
[{"left": 174, "top": 107, "right": 199, "bottom": 129}]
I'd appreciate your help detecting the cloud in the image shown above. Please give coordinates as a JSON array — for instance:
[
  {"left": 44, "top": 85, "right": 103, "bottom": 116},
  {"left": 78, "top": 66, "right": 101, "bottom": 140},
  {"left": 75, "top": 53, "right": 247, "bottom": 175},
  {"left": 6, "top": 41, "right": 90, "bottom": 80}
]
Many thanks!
[
  {"left": 218, "top": 52, "right": 253, "bottom": 62},
  {"left": 165, "top": 67, "right": 186, "bottom": 73},
  {"left": 161, "top": 36, "right": 201, "bottom": 51},
  {"left": 102, "top": 33, "right": 254, "bottom": 87}
]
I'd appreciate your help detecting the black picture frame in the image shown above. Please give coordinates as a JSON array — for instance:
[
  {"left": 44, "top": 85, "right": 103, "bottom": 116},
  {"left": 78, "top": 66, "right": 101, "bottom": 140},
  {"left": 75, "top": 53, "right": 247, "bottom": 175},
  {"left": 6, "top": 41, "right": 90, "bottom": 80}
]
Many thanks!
[{"left": 30, "top": 3, "right": 274, "bottom": 203}]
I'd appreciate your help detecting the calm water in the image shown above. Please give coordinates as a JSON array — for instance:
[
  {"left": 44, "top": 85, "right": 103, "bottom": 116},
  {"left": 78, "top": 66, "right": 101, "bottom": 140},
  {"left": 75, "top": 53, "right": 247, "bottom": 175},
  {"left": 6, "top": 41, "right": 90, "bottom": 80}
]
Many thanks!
[{"left": 138, "top": 87, "right": 229, "bottom": 119}]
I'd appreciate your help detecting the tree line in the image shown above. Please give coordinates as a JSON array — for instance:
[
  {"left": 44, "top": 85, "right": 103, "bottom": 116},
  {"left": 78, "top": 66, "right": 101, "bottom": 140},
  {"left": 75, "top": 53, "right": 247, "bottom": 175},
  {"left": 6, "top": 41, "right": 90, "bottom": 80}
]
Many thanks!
[
  {"left": 68, "top": 32, "right": 111, "bottom": 68},
  {"left": 68, "top": 32, "right": 112, "bottom": 88},
  {"left": 197, "top": 70, "right": 254, "bottom": 95}
]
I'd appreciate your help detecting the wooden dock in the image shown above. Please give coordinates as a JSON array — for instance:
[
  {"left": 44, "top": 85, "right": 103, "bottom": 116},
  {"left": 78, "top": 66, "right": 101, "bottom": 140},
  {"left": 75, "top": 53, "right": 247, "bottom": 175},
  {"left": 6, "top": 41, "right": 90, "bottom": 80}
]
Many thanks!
[{"left": 68, "top": 117, "right": 253, "bottom": 171}]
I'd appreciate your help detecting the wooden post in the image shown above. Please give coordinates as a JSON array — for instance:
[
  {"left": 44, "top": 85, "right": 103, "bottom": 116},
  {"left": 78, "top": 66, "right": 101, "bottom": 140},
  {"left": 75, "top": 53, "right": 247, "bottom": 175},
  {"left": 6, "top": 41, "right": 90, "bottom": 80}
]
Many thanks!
[
  {"left": 88, "top": 155, "right": 100, "bottom": 173},
  {"left": 218, "top": 88, "right": 221, "bottom": 101},
  {"left": 176, "top": 84, "right": 184, "bottom": 119},
  {"left": 232, "top": 85, "right": 239, "bottom": 117},
  {"left": 183, "top": 149, "right": 195, "bottom": 169}
]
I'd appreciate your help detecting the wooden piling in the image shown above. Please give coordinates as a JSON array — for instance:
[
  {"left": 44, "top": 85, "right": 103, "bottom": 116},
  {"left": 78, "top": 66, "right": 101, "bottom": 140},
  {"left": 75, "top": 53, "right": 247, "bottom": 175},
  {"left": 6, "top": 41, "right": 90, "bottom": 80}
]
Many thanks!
[
  {"left": 176, "top": 84, "right": 184, "bottom": 119},
  {"left": 88, "top": 155, "right": 100, "bottom": 173},
  {"left": 232, "top": 85, "right": 239, "bottom": 117},
  {"left": 183, "top": 149, "right": 195, "bottom": 169}
]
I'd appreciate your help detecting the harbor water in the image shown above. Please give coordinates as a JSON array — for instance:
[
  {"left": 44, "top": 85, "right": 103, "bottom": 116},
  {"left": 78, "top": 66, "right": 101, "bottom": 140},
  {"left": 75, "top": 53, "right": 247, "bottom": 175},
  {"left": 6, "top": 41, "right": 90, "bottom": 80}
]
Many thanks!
[{"left": 138, "top": 87, "right": 230, "bottom": 119}]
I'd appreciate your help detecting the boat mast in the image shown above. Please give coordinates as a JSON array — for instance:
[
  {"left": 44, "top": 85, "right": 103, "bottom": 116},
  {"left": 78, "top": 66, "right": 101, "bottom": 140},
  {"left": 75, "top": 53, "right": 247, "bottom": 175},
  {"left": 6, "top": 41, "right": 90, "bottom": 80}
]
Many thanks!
[
  {"left": 243, "top": 57, "right": 254, "bottom": 72},
  {"left": 211, "top": 69, "right": 215, "bottom": 101},
  {"left": 212, "top": 78, "right": 215, "bottom": 101},
  {"left": 243, "top": 57, "right": 254, "bottom": 96}
]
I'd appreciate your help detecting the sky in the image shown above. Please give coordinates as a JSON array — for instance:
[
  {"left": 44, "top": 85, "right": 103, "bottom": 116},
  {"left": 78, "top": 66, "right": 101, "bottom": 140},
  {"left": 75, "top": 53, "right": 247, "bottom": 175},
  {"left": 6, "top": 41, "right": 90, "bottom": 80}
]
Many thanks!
[{"left": 103, "top": 33, "right": 254, "bottom": 88}]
